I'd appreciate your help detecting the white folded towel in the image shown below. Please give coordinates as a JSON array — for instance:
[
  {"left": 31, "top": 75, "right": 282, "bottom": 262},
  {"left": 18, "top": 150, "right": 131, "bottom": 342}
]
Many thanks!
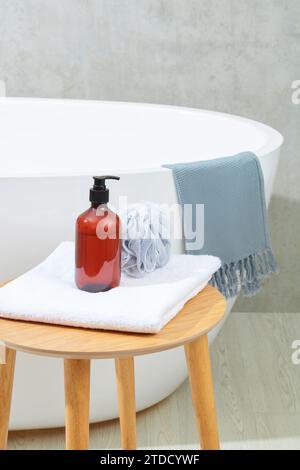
[{"left": 0, "top": 242, "right": 221, "bottom": 334}]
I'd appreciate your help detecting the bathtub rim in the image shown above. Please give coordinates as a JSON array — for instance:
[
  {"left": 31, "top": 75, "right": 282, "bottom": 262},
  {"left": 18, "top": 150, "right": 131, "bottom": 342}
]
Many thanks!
[{"left": 0, "top": 97, "right": 284, "bottom": 178}]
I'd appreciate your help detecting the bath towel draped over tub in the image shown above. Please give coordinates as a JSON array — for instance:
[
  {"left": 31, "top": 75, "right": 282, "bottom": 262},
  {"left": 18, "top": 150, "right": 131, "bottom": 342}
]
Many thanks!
[{"left": 164, "top": 152, "right": 278, "bottom": 298}]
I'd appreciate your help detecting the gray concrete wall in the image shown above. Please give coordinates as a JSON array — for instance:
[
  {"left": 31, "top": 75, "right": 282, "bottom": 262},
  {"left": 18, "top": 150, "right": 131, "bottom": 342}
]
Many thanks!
[{"left": 0, "top": 0, "right": 299, "bottom": 312}]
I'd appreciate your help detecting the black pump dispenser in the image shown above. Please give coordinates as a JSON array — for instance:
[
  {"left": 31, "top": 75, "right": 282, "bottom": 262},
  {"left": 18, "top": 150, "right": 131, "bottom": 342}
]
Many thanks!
[{"left": 89, "top": 176, "right": 120, "bottom": 204}]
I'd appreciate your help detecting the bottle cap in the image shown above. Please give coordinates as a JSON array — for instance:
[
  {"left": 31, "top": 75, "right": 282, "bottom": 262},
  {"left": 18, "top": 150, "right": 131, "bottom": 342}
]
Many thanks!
[{"left": 90, "top": 176, "right": 120, "bottom": 204}]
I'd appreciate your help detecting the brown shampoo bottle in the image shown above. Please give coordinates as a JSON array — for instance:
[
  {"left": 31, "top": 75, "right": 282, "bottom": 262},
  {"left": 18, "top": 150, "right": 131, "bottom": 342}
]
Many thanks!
[{"left": 75, "top": 176, "right": 121, "bottom": 293}]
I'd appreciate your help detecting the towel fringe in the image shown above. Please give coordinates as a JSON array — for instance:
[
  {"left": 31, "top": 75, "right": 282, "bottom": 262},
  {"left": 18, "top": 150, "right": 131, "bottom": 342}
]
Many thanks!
[{"left": 209, "top": 247, "right": 278, "bottom": 298}]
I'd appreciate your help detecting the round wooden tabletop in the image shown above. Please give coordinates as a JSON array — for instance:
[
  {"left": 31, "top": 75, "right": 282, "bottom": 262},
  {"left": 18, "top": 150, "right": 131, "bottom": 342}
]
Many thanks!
[{"left": 0, "top": 285, "right": 226, "bottom": 359}]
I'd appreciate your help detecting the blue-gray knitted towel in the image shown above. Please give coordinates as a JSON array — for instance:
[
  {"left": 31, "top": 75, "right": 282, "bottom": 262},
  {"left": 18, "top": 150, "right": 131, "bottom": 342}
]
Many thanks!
[{"left": 164, "top": 152, "right": 278, "bottom": 298}]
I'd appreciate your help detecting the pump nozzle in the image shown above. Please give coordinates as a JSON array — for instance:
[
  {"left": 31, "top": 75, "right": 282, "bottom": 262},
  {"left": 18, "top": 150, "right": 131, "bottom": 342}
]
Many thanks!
[
  {"left": 93, "top": 175, "right": 120, "bottom": 189},
  {"left": 90, "top": 175, "right": 120, "bottom": 204}
]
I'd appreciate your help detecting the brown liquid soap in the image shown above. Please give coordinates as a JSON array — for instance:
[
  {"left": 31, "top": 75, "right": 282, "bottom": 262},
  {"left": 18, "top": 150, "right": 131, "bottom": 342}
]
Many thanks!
[{"left": 75, "top": 176, "right": 121, "bottom": 293}]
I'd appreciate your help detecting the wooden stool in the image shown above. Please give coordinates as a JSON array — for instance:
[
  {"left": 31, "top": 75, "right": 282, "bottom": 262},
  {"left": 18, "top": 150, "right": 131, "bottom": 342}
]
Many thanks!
[{"left": 0, "top": 285, "right": 225, "bottom": 451}]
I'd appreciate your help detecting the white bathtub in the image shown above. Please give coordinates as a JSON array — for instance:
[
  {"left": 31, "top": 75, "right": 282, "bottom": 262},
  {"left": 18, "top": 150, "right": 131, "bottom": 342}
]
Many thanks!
[{"left": 0, "top": 98, "right": 283, "bottom": 430}]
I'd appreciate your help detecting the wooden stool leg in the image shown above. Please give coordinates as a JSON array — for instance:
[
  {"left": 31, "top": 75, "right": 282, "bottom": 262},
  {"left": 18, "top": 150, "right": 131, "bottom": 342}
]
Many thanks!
[
  {"left": 185, "top": 335, "right": 220, "bottom": 450},
  {"left": 0, "top": 348, "right": 16, "bottom": 450},
  {"left": 64, "top": 359, "right": 90, "bottom": 450},
  {"left": 115, "top": 356, "right": 136, "bottom": 450}
]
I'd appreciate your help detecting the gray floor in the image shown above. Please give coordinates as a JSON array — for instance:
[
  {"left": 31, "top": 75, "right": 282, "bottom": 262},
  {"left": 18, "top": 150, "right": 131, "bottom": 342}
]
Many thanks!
[{"left": 8, "top": 312, "right": 300, "bottom": 450}]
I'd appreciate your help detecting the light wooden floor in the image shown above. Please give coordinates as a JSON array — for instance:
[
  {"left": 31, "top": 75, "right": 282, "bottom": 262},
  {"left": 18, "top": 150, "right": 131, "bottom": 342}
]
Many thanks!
[{"left": 7, "top": 312, "right": 300, "bottom": 450}]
